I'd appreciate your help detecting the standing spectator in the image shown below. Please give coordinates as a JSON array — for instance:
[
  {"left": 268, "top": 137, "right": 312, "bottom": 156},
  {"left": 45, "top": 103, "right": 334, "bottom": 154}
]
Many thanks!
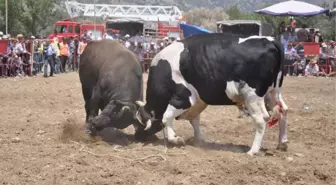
[
  {"left": 44, "top": 40, "right": 55, "bottom": 77},
  {"left": 74, "top": 36, "right": 79, "bottom": 70},
  {"left": 327, "top": 43, "right": 336, "bottom": 71},
  {"left": 77, "top": 38, "right": 87, "bottom": 65},
  {"left": 314, "top": 31, "right": 323, "bottom": 43},
  {"left": 51, "top": 38, "right": 61, "bottom": 74},
  {"left": 297, "top": 24, "right": 309, "bottom": 42},
  {"left": 68, "top": 37, "right": 75, "bottom": 71},
  {"left": 81, "top": 30, "right": 89, "bottom": 40},
  {"left": 134, "top": 42, "right": 145, "bottom": 72},
  {"left": 308, "top": 28, "right": 315, "bottom": 42},
  {"left": 59, "top": 37, "right": 69, "bottom": 73}
]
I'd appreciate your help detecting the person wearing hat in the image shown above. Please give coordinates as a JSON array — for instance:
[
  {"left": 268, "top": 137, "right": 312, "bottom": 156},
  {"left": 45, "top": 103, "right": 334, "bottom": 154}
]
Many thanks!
[{"left": 304, "top": 58, "right": 319, "bottom": 76}]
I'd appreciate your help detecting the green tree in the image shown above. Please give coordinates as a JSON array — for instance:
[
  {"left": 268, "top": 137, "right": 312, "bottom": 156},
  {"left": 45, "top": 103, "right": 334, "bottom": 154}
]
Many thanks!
[
  {"left": 0, "top": 0, "right": 24, "bottom": 36},
  {"left": 20, "top": 0, "right": 59, "bottom": 36}
]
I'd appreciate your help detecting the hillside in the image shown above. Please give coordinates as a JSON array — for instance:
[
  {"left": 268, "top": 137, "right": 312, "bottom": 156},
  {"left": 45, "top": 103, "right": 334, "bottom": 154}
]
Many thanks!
[{"left": 72, "top": 0, "right": 334, "bottom": 12}]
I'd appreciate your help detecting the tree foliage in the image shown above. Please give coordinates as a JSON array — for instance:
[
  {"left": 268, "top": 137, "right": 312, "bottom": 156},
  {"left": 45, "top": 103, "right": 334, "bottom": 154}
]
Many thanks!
[
  {"left": 0, "top": 0, "right": 67, "bottom": 37},
  {"left": 184, "top": 7, "right": 229, "bottom": 30}
]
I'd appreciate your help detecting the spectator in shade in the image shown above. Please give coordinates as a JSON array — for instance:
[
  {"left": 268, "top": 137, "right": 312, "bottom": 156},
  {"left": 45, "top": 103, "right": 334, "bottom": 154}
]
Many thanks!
[{"left": 297, "top": 24, "right": 309, "bottom": 42}]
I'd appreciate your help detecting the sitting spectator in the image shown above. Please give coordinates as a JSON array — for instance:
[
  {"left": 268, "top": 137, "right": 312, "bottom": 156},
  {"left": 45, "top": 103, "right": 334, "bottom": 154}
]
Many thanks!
[
  {"left": 292, "top": 58, "right": 306, "bottom": 76},
  {"left": 305, "top": 59, "right": 319, "bottom": 76}
]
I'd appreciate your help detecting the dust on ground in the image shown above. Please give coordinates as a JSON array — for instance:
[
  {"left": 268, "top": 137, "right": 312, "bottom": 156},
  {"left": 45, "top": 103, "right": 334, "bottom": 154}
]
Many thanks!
[{"left": 0, "top": 73, "right": 334, "bottom": 185}]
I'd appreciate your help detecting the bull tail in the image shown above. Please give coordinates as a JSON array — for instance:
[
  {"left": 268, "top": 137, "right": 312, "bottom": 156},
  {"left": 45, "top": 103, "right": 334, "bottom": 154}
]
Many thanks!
[{"left": 272, "top": 40, "right": 285, "bottom": 89}]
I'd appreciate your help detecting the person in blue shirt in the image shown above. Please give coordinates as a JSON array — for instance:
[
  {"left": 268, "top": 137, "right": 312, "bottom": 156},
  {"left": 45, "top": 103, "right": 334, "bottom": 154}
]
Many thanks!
[{"left": 44, "top": 41, "right": 55, "bottom": 77}]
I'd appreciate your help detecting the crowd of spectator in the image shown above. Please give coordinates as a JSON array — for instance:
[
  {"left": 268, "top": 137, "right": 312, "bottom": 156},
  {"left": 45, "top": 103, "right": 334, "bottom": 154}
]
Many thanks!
[
  {"left": 1, "top": 25, "right": 335, "bottom": 78},
  {"left": 279, "top": 17, "right": 336, "bottom": 77},
  {"left": 0, "top": 30, "right": 176, "bottom": 78}
]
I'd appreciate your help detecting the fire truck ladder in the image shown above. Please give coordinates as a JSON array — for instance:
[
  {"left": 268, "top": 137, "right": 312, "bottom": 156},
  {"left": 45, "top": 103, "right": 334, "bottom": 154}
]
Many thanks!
[{"left": 64, "top": 1, "right": 183, "bottom": 22}]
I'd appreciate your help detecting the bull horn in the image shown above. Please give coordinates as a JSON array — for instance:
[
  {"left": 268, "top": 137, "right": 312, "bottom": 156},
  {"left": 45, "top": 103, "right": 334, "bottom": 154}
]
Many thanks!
[
  {"left": 135, "top": 101, "right": 145, "bottom": 107},
  {"left": 144, "top": 119, "right": 152, "bottom": 131},
  {"left": 121, "top": 106, "right": 131, "bottom": 112}
]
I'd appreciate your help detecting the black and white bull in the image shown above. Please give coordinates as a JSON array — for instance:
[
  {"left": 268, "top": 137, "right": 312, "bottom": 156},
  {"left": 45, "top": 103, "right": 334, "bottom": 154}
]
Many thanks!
[
  {"left": 135, "top": 34, "right": 289, "bottom": 156},
  {"left": 79, "top": 40, "right": 151, "bottom": 135}
]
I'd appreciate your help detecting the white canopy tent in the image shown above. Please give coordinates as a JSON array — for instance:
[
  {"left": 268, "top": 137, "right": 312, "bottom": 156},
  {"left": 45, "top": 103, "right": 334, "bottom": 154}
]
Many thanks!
[{"left": 255, "top": 0, "right": 329, "bottom": 16}]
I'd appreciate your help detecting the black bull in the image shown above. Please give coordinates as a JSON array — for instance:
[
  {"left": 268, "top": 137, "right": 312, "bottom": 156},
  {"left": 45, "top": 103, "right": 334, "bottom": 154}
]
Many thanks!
[{"left": 79, "top": 40, "right": 151, "bottom": 136}]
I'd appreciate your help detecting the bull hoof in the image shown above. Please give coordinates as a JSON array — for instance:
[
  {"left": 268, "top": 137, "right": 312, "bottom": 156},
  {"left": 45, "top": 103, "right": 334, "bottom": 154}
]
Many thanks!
[
  {"left": 246, "top": 150, "right": 258, "bottom": 156},
  {"left": 276, "top": 142, "right": 288, "bottom": 152},
  {"left": 186, "top": 137, "right": 204, "bottom": 147},
  {"left": 84, "top": 125, "right": 98, "bottom": 137},
  {"left": 168, "top": 136, "right": 186, "bottom": 146}
]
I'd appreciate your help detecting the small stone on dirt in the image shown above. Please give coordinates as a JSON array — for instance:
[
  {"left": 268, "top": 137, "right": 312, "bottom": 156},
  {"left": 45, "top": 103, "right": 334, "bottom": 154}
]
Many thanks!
[
  {"left": 38, "top": 130, "right": 46, "bottom": 135},
  {"left": 286, "top": 157, "right": 294, "bottom": 162},
  {"left": 12, "top": 137, "right": 21, "bottom": 143},
  {"left": 280, "top": 172, "right": 286, "bottom": 176},
  {"left": 295, "top": 153, "right": 304, "bottom": 157}
]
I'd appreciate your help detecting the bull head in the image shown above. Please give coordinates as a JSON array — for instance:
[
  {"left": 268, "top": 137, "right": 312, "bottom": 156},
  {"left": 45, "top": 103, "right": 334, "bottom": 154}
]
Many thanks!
[{"left": 135, "top": 101, "right": 156, "bottom": 131}]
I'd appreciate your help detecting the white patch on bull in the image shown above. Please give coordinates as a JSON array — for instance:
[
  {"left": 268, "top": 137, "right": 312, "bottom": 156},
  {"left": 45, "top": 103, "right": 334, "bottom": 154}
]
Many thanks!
[
  {"left": 238, "top": 35, "right": 275, "bottom": 44},
  {"left": 225, "top": 81, "right": 242, "bottom": 103},
  {"left": 150, "top": 41, "right": 185, "bottom": 67}
]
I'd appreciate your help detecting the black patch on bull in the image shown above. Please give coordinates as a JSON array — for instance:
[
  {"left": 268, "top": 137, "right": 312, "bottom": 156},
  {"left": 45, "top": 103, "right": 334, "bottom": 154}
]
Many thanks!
[{"left": 179, "top": 33, "right": 281, "bottom": 100}]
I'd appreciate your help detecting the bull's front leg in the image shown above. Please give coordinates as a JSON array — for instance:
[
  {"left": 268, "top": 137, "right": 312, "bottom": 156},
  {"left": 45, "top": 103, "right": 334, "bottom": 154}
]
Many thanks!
[
  {"left": 85, "top": 87, "right": 100, "bottom": 136},
  {"left": 162, "top": 104, "right": 186, "bottom": 145}
]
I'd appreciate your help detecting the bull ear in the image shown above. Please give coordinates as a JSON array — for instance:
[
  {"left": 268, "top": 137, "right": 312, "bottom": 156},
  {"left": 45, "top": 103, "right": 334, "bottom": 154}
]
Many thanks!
[{"left": 135, "top": 101, "right": 145, "bottom": 107}]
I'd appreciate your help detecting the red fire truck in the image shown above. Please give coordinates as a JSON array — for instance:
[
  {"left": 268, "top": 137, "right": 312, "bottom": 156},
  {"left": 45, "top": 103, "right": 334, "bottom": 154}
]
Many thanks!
[{"left": 48, "top": 19, "right": 105, "bottom": 40}]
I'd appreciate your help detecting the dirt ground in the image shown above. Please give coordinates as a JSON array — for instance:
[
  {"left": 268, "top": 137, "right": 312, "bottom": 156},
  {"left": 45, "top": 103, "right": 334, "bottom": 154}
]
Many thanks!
[{"left": 0, "top": 73, "right": 335, "bottom": 185}]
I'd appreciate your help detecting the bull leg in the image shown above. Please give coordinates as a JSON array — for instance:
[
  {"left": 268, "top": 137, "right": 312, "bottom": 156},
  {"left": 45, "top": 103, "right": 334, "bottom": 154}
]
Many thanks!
[
  {"left": 85, "top": 87, "right": 100, "bottom": 135},
  {"left": 268, "top": 91, "right": 289, "bottom": 151},
  {"left": 277, "top": 110, "right": 288, "bottom": 151},
  {"left": 189, "top": 115, "right": 203, "bottom": 145},
  {"left": 246, "top": 98, "right": 269, "bottom": 156},
  {"left": 162, "top": 104, "right": 186, "bottom": 145},
  {"left": 240, "top": 83, "right": 270, "bottom": 156}
]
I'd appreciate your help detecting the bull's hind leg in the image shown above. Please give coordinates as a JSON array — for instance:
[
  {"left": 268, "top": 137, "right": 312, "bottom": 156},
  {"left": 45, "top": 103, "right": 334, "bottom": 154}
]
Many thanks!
[
  {"left": 189, "top": 115, "right": 203, "bottom": 145},
  {"left": 265, "top": 89, "right": 289, "bottom": 151},
  {"left": 241, "top": 87, "right": 270, "bottom": 156}
]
